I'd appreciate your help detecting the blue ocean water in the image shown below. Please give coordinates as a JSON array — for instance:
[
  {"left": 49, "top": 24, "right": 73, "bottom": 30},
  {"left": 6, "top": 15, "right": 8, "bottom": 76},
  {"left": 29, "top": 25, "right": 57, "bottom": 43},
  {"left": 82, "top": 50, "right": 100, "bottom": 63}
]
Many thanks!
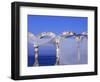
[
  {"left": 38, "top": 43, "right": 56, "bottom": 66},
  {"left": 28, "top": 42, "right": 56, "bottom": 66},
  {"left": 28, "top": 43, "right": 35, "bottom": 66}
]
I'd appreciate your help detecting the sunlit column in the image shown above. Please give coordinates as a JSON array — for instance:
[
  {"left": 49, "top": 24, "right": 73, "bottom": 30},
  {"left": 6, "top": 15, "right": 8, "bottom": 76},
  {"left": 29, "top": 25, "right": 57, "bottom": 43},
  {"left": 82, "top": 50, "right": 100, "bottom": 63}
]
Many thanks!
[
  {"left": 28, "top": 32, "right": 39, "bottom": 66},
  {"left": 75, "top": 32, "right": 87, "bottom": 64},
  {"left": 33, "top": 43, "right": 39, "bottom": 66},
  {"left": 55, "top": 37, "right": 60, "bottom": 65},
  {"left": 75, "top": 36, "right": 81, "bottom": 64}
]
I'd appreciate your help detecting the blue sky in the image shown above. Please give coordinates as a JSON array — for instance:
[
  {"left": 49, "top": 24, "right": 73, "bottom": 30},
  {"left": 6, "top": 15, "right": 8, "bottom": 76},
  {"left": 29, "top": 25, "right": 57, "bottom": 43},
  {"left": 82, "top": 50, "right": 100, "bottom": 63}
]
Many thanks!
[{"left": 28, "top": 15, "right": 88, "bottom": 35}]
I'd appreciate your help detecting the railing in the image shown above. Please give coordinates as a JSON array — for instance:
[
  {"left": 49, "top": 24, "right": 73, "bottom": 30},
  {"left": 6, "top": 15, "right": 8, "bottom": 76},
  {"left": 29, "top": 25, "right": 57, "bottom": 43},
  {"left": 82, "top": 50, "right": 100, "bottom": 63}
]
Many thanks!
[{"left": 28, "top": 32, "right": 88, "bottom": 66}]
